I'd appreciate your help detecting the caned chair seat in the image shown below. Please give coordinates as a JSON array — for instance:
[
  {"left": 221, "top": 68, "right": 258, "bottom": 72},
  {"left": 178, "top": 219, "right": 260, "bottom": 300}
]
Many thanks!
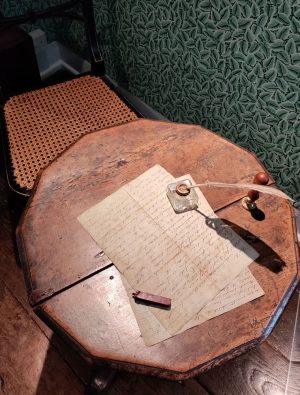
[{"left": 4, "top": 75, "right": 138, "bottom": 191}]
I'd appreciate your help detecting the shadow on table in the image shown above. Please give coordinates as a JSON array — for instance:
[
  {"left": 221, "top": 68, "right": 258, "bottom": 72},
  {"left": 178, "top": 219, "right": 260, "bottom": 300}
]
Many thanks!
[
  {"left": 196, "top": 208, "right": 285, "bottom": 273},
  {"left": 222, "top": 219, "right": 286, "bottom": 273}
]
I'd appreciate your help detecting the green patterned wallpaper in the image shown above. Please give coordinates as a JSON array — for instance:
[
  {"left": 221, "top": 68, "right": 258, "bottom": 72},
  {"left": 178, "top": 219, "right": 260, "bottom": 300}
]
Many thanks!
[
  {"left": 2, "top": 1, "right": 300, "bottom": 208},
  {"left": 100, "top": 0, "right": 300, "bottom": 208}
]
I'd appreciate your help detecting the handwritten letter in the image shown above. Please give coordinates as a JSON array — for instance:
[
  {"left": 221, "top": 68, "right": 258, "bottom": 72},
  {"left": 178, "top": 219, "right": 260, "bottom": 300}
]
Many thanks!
[
  {"left": 78, "top": 165, "right": 259, "bottom": 335},
  {"left": 124, "top": 267, "right": 264, "bottom": 345}
]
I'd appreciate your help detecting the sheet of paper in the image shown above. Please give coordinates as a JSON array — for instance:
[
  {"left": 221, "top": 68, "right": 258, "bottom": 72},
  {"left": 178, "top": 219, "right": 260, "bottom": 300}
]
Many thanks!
[
  {"left": 124, "top": 268, "right": 264, "bottom": 345},
  {"left": 123, "top": 173, "right": 264, "bottom": 346},
  {"left": 78, "top": 165, "right": 259, "bottom": 334}
]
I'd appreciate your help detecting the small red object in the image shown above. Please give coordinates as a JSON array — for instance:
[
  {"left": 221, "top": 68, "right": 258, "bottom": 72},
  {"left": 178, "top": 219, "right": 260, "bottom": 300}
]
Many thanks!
[
  {"left": 132, "top": 291, "right": 171, "bottom": 308},
  {"left": 247, "top": 189, "right": 259, "bottom": 202},
  {"left": 247, "top": 172, "right": 269, "bottom": 202},
  {"left": 253, "top": 172, "right": 269, "bottom": 185}
]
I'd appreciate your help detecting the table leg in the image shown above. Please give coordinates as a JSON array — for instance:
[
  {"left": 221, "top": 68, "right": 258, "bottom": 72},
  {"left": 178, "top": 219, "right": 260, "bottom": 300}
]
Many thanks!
[{"left": 85, "top": 367, "right": 116, "bottom": 394}]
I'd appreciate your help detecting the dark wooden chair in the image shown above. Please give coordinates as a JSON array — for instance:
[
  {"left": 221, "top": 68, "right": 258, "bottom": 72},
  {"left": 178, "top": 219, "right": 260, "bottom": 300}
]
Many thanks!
[{"left": 0, "top": 0, "right": 140, "bottom": 215}]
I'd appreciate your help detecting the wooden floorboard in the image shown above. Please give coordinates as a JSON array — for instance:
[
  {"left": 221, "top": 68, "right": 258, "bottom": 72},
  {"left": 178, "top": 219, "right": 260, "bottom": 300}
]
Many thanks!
[
  {"left": 198, "top": 336, "right": 289, "bottom": 395},
  {"left": 197, "top": 287, "right": 300, "bottom": 395},
  {"left": 0, "top": 280, "right": 84, "bottom": 395},
  {"left": 0, "top": 179, "right": 53, "bottom": 338},
  {"left": 267, "top": 288, "right": 299, "bottom": 359}
]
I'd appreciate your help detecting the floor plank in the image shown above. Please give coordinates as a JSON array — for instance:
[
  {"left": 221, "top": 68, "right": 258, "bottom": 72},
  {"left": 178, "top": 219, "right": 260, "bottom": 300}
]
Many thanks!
[
  {"left": 197, "top": 287, "right": 300, "bottom": 395},
  {"left": 198, "top": 341, "right": 289, "bottom": 395},
  {"left": 0, "top": 179, "right": 52, "bottom": 338},
  {"left": 0, "top": 281, "right": 84, "bottom": 395},
  {"left": 283, "top": 290, "right": 300, "bottom": 395},
  {"left": 267, "top": 287, "right": 300, "bottom": 359}
]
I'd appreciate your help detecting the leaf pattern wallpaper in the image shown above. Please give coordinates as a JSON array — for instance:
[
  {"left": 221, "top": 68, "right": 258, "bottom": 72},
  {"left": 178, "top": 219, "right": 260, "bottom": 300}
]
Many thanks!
[{"left": 2, "top": 0, "right": 300, "bottom": 208}]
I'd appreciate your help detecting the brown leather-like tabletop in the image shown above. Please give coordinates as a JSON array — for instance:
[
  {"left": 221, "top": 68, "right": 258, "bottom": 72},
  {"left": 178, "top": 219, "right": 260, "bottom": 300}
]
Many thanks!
[{"left": 17, "top": 119, "right": 299, "bottom": 379}]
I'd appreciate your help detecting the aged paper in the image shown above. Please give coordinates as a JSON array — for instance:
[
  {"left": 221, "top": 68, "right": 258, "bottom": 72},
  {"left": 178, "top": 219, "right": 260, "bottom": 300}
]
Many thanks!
[
  {"left": 78, "top": 165, "right": 259, "bottom": 334},
  {"left": 122, "top": 173, "right": 264, "bottom": 346},
  {"left": 124, "top": 268, "right": 264, "bottom": 345}
]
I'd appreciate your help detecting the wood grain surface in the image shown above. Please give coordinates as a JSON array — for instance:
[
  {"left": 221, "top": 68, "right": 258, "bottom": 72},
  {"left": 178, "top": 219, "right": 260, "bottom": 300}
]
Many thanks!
[
  {"left": 198, "top": 288, "right": 300, "bottom": 395},
  {"left": 1, "top": 166, "right": 300, "bottom": 393},
  {"left": 17, "top": 119, "right": 299, "bottom": 380},
  {"left": 0, "top": 179, "right": 84, "bottom": 395},
  {"left": 17, "top": 119, "right": 275, "bottom": 304},
  {"left": 1, "top": 176, "right": 209, "bottom": 395}
]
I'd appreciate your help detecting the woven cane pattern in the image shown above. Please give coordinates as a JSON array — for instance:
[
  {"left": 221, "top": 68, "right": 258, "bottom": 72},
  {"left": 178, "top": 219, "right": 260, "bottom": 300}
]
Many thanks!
[{"left": 4, "top": 75, "right": 137, "bottom": 190}]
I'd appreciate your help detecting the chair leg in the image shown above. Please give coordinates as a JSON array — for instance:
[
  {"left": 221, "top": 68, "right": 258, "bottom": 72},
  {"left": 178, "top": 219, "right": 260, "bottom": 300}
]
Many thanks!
[{"left": 85, "top": 367, "right": 116, "bottom": 394}]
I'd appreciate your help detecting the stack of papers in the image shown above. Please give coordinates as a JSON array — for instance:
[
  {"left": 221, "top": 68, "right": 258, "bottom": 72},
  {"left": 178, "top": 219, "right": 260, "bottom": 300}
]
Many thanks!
[{"left": 78, "top": 165, "right": 264, "bottom": 345}]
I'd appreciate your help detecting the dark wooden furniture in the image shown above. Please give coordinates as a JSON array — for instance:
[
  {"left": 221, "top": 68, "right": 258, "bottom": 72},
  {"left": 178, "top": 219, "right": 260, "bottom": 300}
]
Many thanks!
[
  {"left": 0, "top": 27, "right": 41, "bottom": 95},
  {"left": 17, "top": 119, "right": 299, "bottom": 381},
  {"left": 0, "top": 0, "right": 140, "bottom": 208}
]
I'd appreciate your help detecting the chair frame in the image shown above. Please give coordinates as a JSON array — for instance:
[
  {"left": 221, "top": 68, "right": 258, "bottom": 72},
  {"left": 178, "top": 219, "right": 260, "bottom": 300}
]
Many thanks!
[
  {"left": 0, "top": 1, "right": 141, "bottom": 208},
  {"left": 0, "top": 0, "right": 105, "bottom": 76}
]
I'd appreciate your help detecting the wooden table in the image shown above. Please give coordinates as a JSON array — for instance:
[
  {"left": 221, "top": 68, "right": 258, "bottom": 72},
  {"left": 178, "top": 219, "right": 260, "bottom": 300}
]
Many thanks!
[{"left": 17, "top": 119, "right": 299, "bottom": 381}]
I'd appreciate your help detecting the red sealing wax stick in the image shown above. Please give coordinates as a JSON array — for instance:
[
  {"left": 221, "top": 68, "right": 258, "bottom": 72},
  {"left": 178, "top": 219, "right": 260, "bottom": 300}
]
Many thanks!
[{"left": 132, "top": 291, "right": 171, "bottom": 309}]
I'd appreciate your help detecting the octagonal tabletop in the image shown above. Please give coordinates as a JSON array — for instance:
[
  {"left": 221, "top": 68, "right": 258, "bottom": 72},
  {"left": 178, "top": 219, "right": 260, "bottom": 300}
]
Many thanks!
[{"left": 17, "top": 119, "right": 299, "bottom": 379}]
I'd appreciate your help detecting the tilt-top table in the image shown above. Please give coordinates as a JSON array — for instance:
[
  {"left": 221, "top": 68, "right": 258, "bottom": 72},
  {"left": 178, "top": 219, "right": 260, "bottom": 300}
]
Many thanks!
[{"left": 17, "top": 119, "right": 299, "bottom": 384}]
